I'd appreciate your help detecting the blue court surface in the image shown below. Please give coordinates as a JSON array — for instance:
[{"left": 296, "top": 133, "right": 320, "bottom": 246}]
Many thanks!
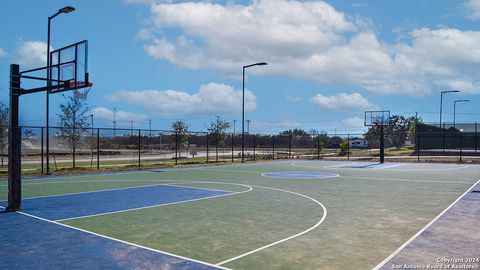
[
  {"left": 261, "top": 171, "right": 338, "bottom": 179},
  {"left": 0, "top": 184, "right": 231, "bottom": 221},
  {"left": 0, "top": 184, "right": 231, "bottom": 269},
  {"left": 0, "top": 212, "right": 222, "bottom": 270}
]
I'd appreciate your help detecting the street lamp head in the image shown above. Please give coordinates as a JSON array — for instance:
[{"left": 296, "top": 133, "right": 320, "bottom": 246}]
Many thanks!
[
  {"left": 455, "top": 99, "right": 470, "bottom": 103},
  {"left": 59, "top": 6, "right": 75, "bottom": 13},
  {"left": 244, "top": 62, "right": 268, "bottom": 68},
  {"left": 441, "top": 90, "right": 460, "bottom": 94}
]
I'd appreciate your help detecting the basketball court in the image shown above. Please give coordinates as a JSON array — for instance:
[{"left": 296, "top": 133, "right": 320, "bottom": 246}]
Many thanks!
[{"left": 1, "top": 160, "right": 479, "bottom": 269}]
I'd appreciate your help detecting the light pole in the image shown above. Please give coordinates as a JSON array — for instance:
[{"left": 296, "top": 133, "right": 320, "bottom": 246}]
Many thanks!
[
  {"left": 130, "top": 120, "right": 134, "bottom": 144},
  {"left": 440, "top": 90, "right": 459, "bottom": 128},
  {"left": 46, "top": 6, "right": 75, "bottom": 174},
  {"left": 242, "top": 62, "right": 267, "bottom": 162},
  {"left": 232, "top": 120, "right": 236, "bottom": 135},
  {"left": 454, "top": 99, "right": 470, "bottom": 126},
  {"left": 246, "top": 120, "right": 251, "bottom": 134},
  {"left": 113, "top": 107, "right": 117, "bottom": 137},
  {"left": 149, "top": 119, "right": 152, "bottom": 150}
]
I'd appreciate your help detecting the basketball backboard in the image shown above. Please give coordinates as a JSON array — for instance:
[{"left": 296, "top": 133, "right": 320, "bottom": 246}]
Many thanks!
[
  {"left": 49, "top": 40, "right": 90, "bottom": 93},
  {"left": 365, "top": 110, "right": 390, "bottom": 126}
]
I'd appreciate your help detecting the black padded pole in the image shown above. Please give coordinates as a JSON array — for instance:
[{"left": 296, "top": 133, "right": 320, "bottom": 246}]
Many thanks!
[{"left": 7, "top": 64, "right": 22, "bottom": 211}]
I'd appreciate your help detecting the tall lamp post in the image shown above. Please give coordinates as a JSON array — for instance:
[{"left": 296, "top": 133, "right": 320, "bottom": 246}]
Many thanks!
[
  {"left": 46, "top": 6, "right": 75, "bottom": 174},
  {"left": 454, "top": 99, "right": 470, "bottom": 126},
  {"left": 242, "top": 62, "right": 267, "bottom": 162},
  {"left": 113, "top": 107, "right": 117, "bottom": 137},
  {"left": 440, "top": 90, "right": 459, "bottom": 128}
]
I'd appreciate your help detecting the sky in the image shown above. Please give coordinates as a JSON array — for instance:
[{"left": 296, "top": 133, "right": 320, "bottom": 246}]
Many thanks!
[{"left": 1, "top": 0, "right": 480, "bottom": 134}]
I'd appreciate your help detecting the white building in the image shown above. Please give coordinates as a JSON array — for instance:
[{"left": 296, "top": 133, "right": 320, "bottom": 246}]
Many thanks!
[{"left": 349, "top": 139, "right": 368, "bottom": 148}]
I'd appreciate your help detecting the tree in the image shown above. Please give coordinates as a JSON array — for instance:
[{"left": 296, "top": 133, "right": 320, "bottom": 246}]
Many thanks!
[
  {"left": 57, "top": 95, "right": 90, "bottom": 168},
  {"left": 387, "top": 115, "right": 416, "bottom": 148},
  {"left": 171, "top": 120, "right": 189, "bottom": 158},
  {"left": 364, "top": 115, "right": 417, "bottom": 149},
  {"left": 280, "top": 129, "right": 308, "bottom": 136},
  {"left": 340, "top": 140, "right": 349, "bottom": 155},
  {"left": 408, "top": 116, "right": 423, "bottom": 144},
  {"left": 208, "top": 116, "right": 231, "bottom": 162},
  {"left": 0, "top": 102, "right": 8, "bottom": 166}
]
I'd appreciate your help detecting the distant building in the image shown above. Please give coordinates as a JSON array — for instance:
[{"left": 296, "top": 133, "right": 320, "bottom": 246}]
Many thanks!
[{"left": 349, "top": 139, "right": 368, "bottom": 148}]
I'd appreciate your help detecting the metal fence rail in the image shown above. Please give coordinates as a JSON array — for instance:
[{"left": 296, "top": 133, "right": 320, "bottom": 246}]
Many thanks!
[{"left": 2, "top": 122, "right": 479, "bottom": 175}]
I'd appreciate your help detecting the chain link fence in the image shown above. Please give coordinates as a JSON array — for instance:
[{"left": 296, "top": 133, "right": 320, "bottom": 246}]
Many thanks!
[{"left": 1, "top": 122, "right": 479, "bottom": 176}]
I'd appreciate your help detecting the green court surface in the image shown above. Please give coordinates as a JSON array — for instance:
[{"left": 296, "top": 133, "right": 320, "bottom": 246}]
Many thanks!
[{"left": 1, "top": 161, "right": 479, "bottom": 269}]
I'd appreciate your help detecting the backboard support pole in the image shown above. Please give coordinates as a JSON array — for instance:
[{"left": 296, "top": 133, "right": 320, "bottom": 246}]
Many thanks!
[{"left": 7, "top": 64, "right": 22, "bottom": 211}]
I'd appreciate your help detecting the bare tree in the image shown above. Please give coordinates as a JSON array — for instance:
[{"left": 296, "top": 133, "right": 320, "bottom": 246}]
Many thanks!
[
  {"left": 57, "top": 95, "right": 90, "bottom": 168},
  {"left": 171, "top": 120, "right": 189, "bottom": 158},
  {"left": 0, "top": 102, "right": 8, "bottom": 166},
  {"left": 208, "top": 116, "right": 230, "bottom": 162}
]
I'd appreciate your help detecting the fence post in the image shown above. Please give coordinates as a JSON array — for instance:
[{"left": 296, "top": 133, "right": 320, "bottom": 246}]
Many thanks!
[
  {"left": 475, "top": 122, "right": 478, "bottom": 153},
  {"left": 442, "top": 124, "right": 446, "bottom": 153},
  {"left": 459, "top": 132, "right": 463, "bottom": 163},
  {"left": 253, "top": 134, "right": 256, "bottom": 161},
  {"left": 417, "top": 133, "right": 420, "bottom": 163},
  {"left": 231, "top": 133, "right": 234, "bottom": 162},
  {"left": 347, "top": 134, "right": 350, "bottom": 161},
  {"left": 97, "top": 128, "right": 100, "bottom": 170},
  {"left": 73, "top": 126, "right": 76, "bottom": 168},
  {"left": 317, "top": 135, "right": 320, "bottom": 159},
  {"left": 206, "top": 133, "right": 209, "bottom": 163},
  {"left": 288, "top": 135, "right": 292, "bottom": 158},
  {"left": 272, "top": 135, "right": 275, "bottom": 160},
  {"left": 138, "top": 129, "right": 141, "bottom": 167},
  {"left": 41, "top": 127, "right": 44, "bottom": 174},
  {"left": 175, "top": 132, "right": 178, "bottom": 165}
]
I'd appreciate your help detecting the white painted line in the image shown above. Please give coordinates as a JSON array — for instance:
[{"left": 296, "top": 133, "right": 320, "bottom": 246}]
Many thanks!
[
  {"left": 342, "top": 175, "right": 472, "bottom": 185},
  {"left": 18, "top": 179, "right": 174, "bottom": 186},
  {"left": 194, "top": 168, "right": 262, "bottom": 175},
  {"left": 55, "top": 183, "right": 253, "bottom": 222},
  {"left": 216, "top": 184, "right": 327, "bottom": 266},
  {"left": 0, "top": 205, "right": 230, "bottom": 270},
  {"left": 291, "top": 161, "right": 474, "bottom": 172},
  {"left": 161, "top": 183, "right": 238, "bottom": 194},
  {"left": 260, "top": 172, "right": 339, "bottom": 179},
  {"left": 18, "top": 183, "right": 174, "bottom": 201},
  {"left": 292, "top": 161, "right": 406, "bottom": 170},
  {"left": 387, "top": 165, "right": 471, "bottom": 172},
  {"left": 372, "top": 179, "right": 480, "bottom": 270}
]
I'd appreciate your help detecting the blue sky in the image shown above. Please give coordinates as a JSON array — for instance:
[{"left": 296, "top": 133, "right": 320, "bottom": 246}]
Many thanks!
[{"left": 1, "top": 0, "right": 480, "bottom": 134}]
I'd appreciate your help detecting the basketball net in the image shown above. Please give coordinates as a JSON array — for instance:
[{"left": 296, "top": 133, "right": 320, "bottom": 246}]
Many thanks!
[{"left": 73, "top": 87, "right": 91, "bottom": 100}]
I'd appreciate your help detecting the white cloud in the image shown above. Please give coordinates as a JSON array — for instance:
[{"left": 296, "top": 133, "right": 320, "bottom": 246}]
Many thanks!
[
  {"left": 90, "top": 107, "right": 148, "bottom": 125},
  {"left": 285, "top": 95, "right": 301, "bottom": 103},
  {"left": 465, "top": 0, "right": 480, "bottom": 20},
  {"left": 16, "top": 41, "right": 50, "bottom": 67},
  {"left": 251, "top": 119, "right": 302, "bottom": 133},
  {"left": 104, "top": 82, "right": 256, "bottom": 116},
  {"left": 0, "top": 48, "right": 6, "bottom": 58},
  {"left": 309, "top": 92, "right": 377, "bottom": 111},
  {"left": 342, "top": 116, "right": 365, "bottom": 128},
  {"left": 136, "top": 0, "right": 480, "bottom": 97}
]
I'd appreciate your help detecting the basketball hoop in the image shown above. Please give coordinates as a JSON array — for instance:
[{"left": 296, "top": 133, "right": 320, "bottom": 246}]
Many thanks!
[{"left": 73, "top": 82, "right": 93, "bottom": 100}]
